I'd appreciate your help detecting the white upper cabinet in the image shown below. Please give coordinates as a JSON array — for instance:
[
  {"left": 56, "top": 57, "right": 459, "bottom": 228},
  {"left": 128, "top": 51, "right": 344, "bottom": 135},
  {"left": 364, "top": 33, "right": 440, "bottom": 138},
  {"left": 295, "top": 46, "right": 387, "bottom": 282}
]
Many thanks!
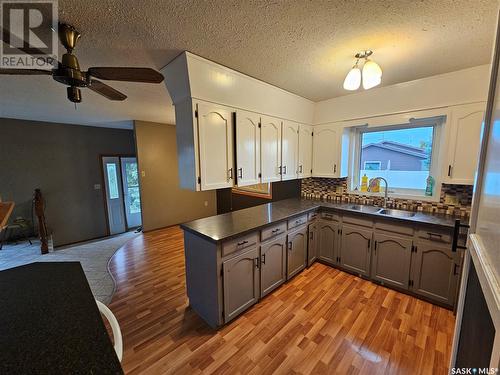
[
  {"left": 197, "top": 101, "right": 234, "bottom": 190},
  {"left": 297, "top": 124, "right": 313, "bottom": 178},
  {"left": 312, "top": 124, "right": 340, "bottom": 178},
  {"left": 261, "top": 116, "right": 282, "bottom": 183},
  {"left": 443, "top": 103, "right": 485, "bottom": 185},
  {"left": 281, "top": 121, "right": 299, "bottom": 181},
  {"left": 235, "top": 110, "right": 261, "bottom": 187}
]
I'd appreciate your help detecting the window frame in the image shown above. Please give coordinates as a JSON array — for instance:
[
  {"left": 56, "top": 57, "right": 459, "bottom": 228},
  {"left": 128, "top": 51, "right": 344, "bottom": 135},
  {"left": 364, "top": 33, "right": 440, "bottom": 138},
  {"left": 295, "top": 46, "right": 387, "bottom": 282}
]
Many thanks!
[{"left": 349, "top": 117, "right": 445, "bottom": 201}]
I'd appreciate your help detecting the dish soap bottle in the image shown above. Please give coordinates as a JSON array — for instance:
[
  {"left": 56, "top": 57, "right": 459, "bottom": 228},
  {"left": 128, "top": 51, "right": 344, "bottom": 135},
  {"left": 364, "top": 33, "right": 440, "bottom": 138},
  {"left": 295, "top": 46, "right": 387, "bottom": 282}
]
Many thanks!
[
  {"left": 425, "top": 176, "right": 434, "bottom": 196},
  {"left": 361, "top": 174, "right": 368, "bottom": 192}
]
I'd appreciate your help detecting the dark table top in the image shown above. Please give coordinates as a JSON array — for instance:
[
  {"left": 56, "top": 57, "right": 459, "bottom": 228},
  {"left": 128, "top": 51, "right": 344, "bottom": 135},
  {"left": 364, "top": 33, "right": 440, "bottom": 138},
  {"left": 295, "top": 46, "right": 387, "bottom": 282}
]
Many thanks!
[
  {"left": 0, "top": 262, "right": 123, "bottom": 374},
  {"left": 181, "top": 198, "right": 463, "bottom": 243}
]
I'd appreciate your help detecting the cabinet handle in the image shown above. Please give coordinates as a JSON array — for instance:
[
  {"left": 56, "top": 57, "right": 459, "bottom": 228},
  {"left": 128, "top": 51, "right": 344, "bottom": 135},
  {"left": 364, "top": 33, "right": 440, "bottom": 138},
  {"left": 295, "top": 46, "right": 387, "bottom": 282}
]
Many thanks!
[
  {"left": 254, "top": 257, "right": 259, "bottom": 269},
  {"left": 310, "top": 231, "right": 314, "bottom": 240},
  {"left": 299, "top": 165, "right": 303, "bottom": 173},
  {"left": 334, "top": 164, "right": 337, "bottom": 173},
  {"left": 228, "top": 168, "right": 233, "bottom": 180},
  {"left": 237, "top": 240, "right": 248, "bottom": 246},
  {"left": 374, "top": 241, "right": 377, "bottom": 252},
  {"left": 283, "top": 165, "right": 287, "bottom": 175},
  {"left": 288, "top": 241, "right": 292, "bottom": 251},
  {"left": 279, "top": 166, "right": 282, "bottom": 175},
  {"left": 238, "top": 167, "right": 243, "bottom": 178},
  {"left": 261, "top": 254, "right": 266, "bottom": 265},
  {"left": 368, "top": 239, "right": 371, "bottom": 249},
  {"left": 453, "top": 263, "right": 459, "bottom": 275},
  {"left": 448, "top": 165, "right": 452, "bottom": 177}
]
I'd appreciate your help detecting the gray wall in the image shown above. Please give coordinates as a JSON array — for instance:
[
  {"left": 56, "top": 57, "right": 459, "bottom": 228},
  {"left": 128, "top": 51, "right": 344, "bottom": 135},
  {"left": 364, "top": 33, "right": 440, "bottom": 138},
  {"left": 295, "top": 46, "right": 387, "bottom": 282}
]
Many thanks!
[
  {"left": 134, "top": 120, "right": 217, "bottom": 231},
  {"left": 0, "top": 118, "right": 135, "bottom": 246},
  {"left": 361, "top": 146, "right": 425, "bottom": 171}
]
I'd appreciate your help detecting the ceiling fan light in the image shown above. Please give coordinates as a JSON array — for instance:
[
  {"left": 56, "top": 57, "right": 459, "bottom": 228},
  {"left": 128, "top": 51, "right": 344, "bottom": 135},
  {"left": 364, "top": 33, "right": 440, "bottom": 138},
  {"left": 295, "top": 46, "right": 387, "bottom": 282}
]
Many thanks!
[
  {"left": 362, "top": 59, "right": 382, "bottom": 89},
  {"left": 343, "top": 66, "right": 361, "bottom": 91}
]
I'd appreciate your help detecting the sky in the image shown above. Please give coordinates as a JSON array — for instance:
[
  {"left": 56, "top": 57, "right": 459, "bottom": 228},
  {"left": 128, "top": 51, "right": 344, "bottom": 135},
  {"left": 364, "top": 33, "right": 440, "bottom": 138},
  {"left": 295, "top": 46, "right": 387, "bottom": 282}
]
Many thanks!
[{"left": 361, "top": 126, "right": 433, "bottom": 149}]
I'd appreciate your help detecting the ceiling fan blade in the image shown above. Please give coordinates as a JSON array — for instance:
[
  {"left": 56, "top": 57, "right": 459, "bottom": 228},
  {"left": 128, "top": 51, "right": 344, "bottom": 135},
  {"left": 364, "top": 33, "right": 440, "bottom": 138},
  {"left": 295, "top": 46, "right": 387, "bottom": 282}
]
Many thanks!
[
  {"left": 87, "top": 67, "right": 164, "bottom": 83},
  {"left": 0, "top": 68, "right": 52, "bottom": 75},
  {"left": 88, "top": 79, "right": 127, "bottom": 101}
]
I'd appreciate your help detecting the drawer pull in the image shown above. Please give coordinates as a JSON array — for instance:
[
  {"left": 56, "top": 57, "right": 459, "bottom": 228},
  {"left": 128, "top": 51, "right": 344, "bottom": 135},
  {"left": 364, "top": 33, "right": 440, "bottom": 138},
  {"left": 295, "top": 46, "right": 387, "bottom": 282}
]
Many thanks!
[
  {"left": 271, "top": 228, "right": 281, "bottom": 233},
  {"left": 237, "top": 240, "right": 249, "bottom": 246},
  {"left": 427, "top": 232, "right": 443, "bottom": 239}
]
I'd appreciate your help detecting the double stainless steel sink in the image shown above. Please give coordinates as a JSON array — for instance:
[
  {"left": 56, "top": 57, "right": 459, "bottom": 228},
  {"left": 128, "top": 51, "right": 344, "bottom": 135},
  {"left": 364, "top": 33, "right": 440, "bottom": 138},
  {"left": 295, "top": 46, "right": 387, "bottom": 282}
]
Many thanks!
[{"left": 344, "top": 204, "right": 416, "bottom": 218}]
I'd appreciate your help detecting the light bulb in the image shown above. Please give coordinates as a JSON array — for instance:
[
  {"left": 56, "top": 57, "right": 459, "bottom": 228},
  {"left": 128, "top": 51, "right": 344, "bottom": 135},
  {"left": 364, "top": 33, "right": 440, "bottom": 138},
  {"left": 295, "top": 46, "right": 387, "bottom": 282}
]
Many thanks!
[
  {"left": 362, "top": 59, "right": 382, "bottom": 89},
  {"left": 343, "top": 65, "right": 361, "bottom": 91}
]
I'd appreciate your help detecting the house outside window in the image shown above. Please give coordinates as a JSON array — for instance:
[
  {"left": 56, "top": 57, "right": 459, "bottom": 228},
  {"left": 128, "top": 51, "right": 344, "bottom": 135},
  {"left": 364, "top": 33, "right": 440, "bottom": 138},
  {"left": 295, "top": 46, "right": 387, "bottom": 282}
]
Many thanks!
[{"left": 351, "top": 117, "right": 444, "bottom": 197}]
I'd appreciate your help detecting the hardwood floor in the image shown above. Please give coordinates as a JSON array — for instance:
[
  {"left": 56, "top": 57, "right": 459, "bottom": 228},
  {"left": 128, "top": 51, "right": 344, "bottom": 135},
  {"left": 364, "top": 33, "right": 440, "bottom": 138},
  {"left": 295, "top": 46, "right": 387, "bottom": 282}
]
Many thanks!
[{"left": 108, "top": 226, "right": 455, "bottom": 374}]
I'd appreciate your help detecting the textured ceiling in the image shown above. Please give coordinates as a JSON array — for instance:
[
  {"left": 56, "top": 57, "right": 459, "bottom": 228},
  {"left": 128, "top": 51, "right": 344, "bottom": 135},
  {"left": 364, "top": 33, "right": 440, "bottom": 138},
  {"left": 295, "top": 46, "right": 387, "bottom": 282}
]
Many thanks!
[{"left": 0, "top": 0, "right": 497, "bottom": 128}]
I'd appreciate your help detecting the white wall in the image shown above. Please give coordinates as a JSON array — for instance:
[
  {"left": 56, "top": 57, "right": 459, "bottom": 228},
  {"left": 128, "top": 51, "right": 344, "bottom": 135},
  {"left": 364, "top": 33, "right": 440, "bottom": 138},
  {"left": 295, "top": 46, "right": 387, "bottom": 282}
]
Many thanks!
[{"left": 314, "top": 65, "right": 491, "bottom": 124}]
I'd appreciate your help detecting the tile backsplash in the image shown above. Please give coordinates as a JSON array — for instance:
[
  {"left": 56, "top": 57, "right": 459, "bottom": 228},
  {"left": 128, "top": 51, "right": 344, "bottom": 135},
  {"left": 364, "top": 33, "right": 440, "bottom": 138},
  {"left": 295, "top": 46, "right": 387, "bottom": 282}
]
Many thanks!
[{"left": 301, "top": 177, "right": 473, "bottom": 218}]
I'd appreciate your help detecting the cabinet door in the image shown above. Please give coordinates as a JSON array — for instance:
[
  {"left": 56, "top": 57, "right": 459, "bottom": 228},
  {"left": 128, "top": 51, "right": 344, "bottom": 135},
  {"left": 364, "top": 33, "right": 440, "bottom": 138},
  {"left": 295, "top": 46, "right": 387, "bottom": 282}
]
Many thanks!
[
  {"left": 260, "top": 235, "right": 287, "bottom": 297},
  {"left": 281, "top": 121, "right": 299, "bottom": 181},
  {"left": 197, "top": 102, "right": 234, "bottom": 190},
  {"left": 340, "top": 225, "right": 372, "bottom": 277},
  {"left": 445, "top": 103, "right": 485, "bottom": 185},
  {"left": 235, "top": 110, "right": 261, "bottom": 187},
  {"left": 287, "top": 226, "right": 307, "bottom": 279},
  {"left": 371, "top": 232, "right": 412, "bottom": 290},
  {"left": 307, "top": 222, "right": 317, "bottom": 266},
  {"left": 223, "top": 246, "right": 260, "bottom": 323},
  {"left": 410, "top": 241, "right": 460, "bottom": 306},
  {"left": 261, "top": 116, "right": 282, "bottom": 183},
  {"left": 312, "top": 124, "right": 339, "bottom": 178},
  {"left": 298, "top": 124, "right": 313, "bottom": 178},
  {"left": 318, "top": 220, "right": 339, "bottom": 265}
]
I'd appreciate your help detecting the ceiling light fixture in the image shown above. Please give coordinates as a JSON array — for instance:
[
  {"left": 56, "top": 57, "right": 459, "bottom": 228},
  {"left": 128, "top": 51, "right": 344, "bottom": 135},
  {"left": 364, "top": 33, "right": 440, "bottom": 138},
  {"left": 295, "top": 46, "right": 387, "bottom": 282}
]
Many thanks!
[{"left": 343, "top": 50, "right": 382, "bottom": 91}]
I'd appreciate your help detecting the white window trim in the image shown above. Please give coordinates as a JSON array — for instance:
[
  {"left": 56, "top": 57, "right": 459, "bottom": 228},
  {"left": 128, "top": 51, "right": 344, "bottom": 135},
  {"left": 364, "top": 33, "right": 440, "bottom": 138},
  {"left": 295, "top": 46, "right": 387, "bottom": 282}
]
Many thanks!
[
  {"left": 363, "top": 160, "right": 382, "bottom": 170},
  {"left": 347, "top": 116, "right": 446, "bottom": 202}
]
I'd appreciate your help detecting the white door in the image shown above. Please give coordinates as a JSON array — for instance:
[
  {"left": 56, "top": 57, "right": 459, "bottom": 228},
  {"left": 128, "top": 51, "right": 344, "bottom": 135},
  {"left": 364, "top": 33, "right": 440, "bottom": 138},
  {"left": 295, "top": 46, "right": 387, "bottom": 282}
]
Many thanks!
[
  {"left": 102, "top": 157, "right": 126, "bottom": 235},
  {"left": 235, "top": 110, "right": 260, "bottom": 187},
  {"left": 298, "top": 124, "right": 313, "bottom": 178},
  {"left": 312, "top": 124, "right": 339, "bottom": 177},
  {"left": 121, "top": 157, "right": 142, "bottom": 229},
  {"left": 281, "top": 121, "right": 298, "bottom": 181},
  {"left": 197, "top": 102, "right": 234, "bottom": 190},
  {"left": 444, "top": 103, "right": 485, "bottom": 185},
  {"left": 261, "top": 116, "right": 282, "bottom": 183}
]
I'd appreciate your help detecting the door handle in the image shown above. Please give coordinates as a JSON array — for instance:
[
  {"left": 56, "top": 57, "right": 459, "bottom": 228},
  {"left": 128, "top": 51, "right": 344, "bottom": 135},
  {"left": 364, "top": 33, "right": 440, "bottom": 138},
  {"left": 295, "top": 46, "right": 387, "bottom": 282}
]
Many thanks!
[{"left": 238, "top": 168, "right": 243, "bottom": 179}]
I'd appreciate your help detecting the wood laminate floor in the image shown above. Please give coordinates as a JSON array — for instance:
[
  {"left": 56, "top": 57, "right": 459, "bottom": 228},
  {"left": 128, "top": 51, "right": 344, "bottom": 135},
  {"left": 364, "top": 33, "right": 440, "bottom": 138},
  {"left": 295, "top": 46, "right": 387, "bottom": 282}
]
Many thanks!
[{"left": 108, "top": 226, "right": 455, "bottom": 375}]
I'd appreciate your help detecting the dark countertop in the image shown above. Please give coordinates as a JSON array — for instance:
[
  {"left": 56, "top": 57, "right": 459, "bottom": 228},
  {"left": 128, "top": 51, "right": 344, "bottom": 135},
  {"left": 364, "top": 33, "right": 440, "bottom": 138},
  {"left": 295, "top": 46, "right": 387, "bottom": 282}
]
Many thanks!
[
  {"left": 0, "top": 262, "right": 123, "bottom": 375},
  {"left": 181, "top": 198, "right": 463, "bottom": 243}
]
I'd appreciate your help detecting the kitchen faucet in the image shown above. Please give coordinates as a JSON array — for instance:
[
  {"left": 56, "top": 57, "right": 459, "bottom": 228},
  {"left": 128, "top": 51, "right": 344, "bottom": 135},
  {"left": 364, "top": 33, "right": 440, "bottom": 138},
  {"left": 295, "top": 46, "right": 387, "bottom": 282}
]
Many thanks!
[{"left": 368, "top": 177, "right": 389, "bottom": 208}]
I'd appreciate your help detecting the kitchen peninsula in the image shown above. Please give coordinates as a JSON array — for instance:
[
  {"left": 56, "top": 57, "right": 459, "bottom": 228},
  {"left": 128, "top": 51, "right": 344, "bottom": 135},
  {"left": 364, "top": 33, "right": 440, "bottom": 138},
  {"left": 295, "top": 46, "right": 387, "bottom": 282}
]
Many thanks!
[{"left": 181, "top": 198, "right": 464, "bottom": 328}]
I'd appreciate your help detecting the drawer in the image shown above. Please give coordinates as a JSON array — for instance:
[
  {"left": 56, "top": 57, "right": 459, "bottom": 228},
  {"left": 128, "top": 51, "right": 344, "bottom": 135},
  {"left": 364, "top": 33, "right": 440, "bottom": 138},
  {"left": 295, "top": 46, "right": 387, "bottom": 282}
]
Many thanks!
[
  {"left": 288, "top": 214, "right": 308, "bottom": 230},
  {"left": 342, "top": 214, "right": 373, "bottom": 228},
  {"left": 308, "top": 211, "right": 319, "bottom": 221},
  {"left": 416, "top": 227, "right": 453, "bottom": 244},
  {"left": 321, "top": 211, "right": 340, "bottom": 221},
  {"left": 375, "top": 220, "right": 414, "bottom": 236},
  {"left": 222, "top": 232, "right": 259, "bottom": 258},
  {"left": 261, "top": 221, "right": 287, "bottom": 242}
]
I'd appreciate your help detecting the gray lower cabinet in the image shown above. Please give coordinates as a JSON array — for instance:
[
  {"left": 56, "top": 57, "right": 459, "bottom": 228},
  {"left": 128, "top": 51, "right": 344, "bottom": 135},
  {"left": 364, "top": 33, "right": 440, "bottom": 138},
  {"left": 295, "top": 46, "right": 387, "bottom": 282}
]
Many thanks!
[
  {"left": 222, "top": 246, "right": 260, "bottom": 323},
  {"left": 340, "top": 224, "right": 372, "bottom": 277},
  {"left": 260, "top": 235, "right": 287, "bottom": 297},
  {"left": 318, "top": 220, "right": 339, "bottom": 265},
  {"left": 287, "top": 226, "right": 307, "bottom": 279},
  {"left": 371, "top": 232, "right": 412, "bottom": 290},
  {"left": 307, "top": 222, "right": 317, "bottom": 266},
  {"left": 410, "top": 241, "right": 461, "bottom": 306}
]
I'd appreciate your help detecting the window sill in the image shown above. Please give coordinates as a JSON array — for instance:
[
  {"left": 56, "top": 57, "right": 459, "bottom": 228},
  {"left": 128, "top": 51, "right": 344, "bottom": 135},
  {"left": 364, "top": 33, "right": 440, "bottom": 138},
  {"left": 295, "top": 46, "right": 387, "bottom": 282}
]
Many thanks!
[{"left": 347, "top": 190, "right": 441, "bottom": 203}]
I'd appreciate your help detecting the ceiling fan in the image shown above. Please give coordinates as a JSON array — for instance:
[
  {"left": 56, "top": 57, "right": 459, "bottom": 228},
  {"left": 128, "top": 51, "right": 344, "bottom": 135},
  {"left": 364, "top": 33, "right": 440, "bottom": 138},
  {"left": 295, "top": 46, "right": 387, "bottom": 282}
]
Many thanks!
[{"left": 0, "top": 23, "right": 164, "bottom": 103}]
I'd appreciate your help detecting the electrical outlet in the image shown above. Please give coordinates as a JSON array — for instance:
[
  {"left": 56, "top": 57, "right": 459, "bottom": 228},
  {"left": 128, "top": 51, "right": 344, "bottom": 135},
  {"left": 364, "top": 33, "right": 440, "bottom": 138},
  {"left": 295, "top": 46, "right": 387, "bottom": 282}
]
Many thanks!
[
  {"left": 444, "top": 194, "right": 458, "bottom": 205},
  {"left": 204, "top": 201, "right": 209, "bottom": 207},
  {"left": 141, "top": 170, "right": 146, "bottom": 177}
]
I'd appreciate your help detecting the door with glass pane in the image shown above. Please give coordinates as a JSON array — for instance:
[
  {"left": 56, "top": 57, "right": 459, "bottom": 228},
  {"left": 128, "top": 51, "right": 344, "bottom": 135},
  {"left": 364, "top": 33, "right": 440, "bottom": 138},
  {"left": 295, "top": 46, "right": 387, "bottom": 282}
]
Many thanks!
[
  {"left": 121, "top": 157, "right": 142, "bottom": 229},
  {"left": 102, "top": 156, "right": 126, "bottom": 235}
]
